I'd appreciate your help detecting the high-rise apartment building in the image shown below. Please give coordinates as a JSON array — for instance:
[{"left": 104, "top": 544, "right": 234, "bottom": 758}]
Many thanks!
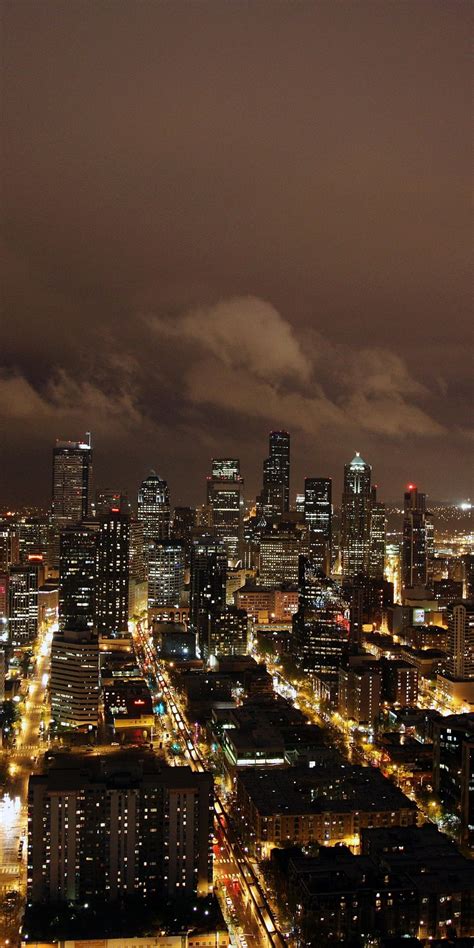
[
  {"left": 96, "top": 509, "right": 130, "bottom": 636},
  {"left": 338, "top": 656, "right": 381, "bottom": 725},
  {"left": 208, "top": 606, "right": 248, "bottom": 660},
  {"left": 369, "top": 486, "right": 386, "bottom": 579},
  {"left": 28, "top": 755, "right": 213, "bottom": 903},
  {"left": 137, "top": 471, "right": 171, "bottom": 544},
  {"left": 261, "top": 430, "right": 290, "bottom": 518},
  {"left": 147, "top": 540, "right": 185, "bottom": 609},
  {"left": 51, "top": 436, "right": 93, "bottom": 528},
  {"left": 402, "top": 485, "right": 428, "bottom": 590},
  {"left": 304, "top": 477, "right": 332, "bottom": 575},
  {"left": 17, "top": 517, "right": 49, "bottom": 565},
  {"left": 59, "top": 521, "right": 98, "bottom": 632},
  {"left": 189, "top": 537, "right": 227, "bottom": 659},
  {"left": 206, "top": 459, "right": 244, "bottom": 563},
  {"left": 433, "top": 714, "right": 474, "bottom": 852},
  {"left": 445, "top": 600, "right": 474, "bottom": 681},
  {"left": 340, "top": 453, "right": 372, "bottom": 580},
  {"left": 50, "top": 628, "right": 100, "bottom": 729},
  {"left": 8, "top": 561, "right": 44, "bottom": 645}
]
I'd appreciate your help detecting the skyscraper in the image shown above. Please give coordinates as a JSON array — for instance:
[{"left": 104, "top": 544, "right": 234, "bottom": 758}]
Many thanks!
[
  {"left": 59, "top": 521, "right": 98, "bottom": 632},
  {"left": 51, "top": 436, "right": 93, "bottom": 528},
  {"left": 402, "top": 485, "right": 427, "bottom": 590},
  {"left": 262, "top": 430, "right": 290, "bottom": 518},
  {"left": 445, "top": 601, "right": 474, "bottom": 681},
  {"left": 96, "top": 509, "right": 130, "bottom": 636},
  {"left": 206, "top": 458, "right": 244, "bottom": 563},
  {"left": 28, "top": 755, "right": 213, "bottom": 903},
  {"left": 369, "top": 486, "right": 386, "bottom": 580},
  {"left": 340, "top": 453, "right": 372, "bottom": 580},
  {"left": 304, "top": 477, "right": 332, "bottom": 574},
  {"left": 147, "top": 540, "right": 185, "bottom": 609},
  {"left": 294, "top": 557, "right": 349, "bottom": 692},
  {"left": 137, "top": 471, "right": 171, "bottom": 544},
  {"left": 8, "top": 561, "right": 44, "bottom": 645},
  {"left": 189, "top": 536, "right": 227, "bottom": 659},
  {"left": 50, "top": 627, "right": 100, "bottom": 729}
]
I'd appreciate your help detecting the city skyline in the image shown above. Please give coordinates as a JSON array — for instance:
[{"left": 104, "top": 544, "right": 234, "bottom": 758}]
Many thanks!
[{"left": 1, "top": 1, "right": 472, "bottom": 506}]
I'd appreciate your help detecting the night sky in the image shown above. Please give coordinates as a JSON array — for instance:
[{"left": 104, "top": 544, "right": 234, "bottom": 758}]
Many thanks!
[{"left": 1, "top": 1, "right": 472, "bottom": 507}]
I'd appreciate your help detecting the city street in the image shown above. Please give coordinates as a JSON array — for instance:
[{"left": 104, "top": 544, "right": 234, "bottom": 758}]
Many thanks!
[
  {"left": 132, "top": 620, "right": 286, "bottom": 948},
  {"left": 0, "top": 623, "right": 53, "bottom": 942}
]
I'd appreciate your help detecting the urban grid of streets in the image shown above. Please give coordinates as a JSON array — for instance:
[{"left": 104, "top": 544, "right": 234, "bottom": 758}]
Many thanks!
[{"left": 0, "top": 613, "right": 462, "bottom": 947}]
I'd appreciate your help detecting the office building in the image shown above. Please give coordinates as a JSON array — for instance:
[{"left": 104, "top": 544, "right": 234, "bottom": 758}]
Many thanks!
[
  {"left": 59, "top": 521, "right": 98, "bottom": 632},
  {"left": 17, "top": 517, "right": 49, "bottom": 565},
  {"left": 206, "top": 458, "right": 244, "bottom": 563},
  {"left": 402, "top": 484, "right": 429, "bottom": 590},
  {"left": 51, "top": 436, "right": 93, "bottom": 528},
  {"left": 0, "top": 648, "right": 5, "bottom": 702},
  {"left": 28, "top": 754, "right": 213, "bottom": 902},
  {"left": 0, "top": 520, "right": 19, "bottom": 571},
  {"left": 261, "top": 430, "right": 290, "bottom": 518},
  {"left": 340, "top": 453, "right": 372, "bottom": 579},
  {"left": 294, "top": 558, "right": 349, "bottom": 693},
  {"left": 94, "top": 487, "right": 128, "bottom": 516},
  {"left": 96, "top": 509, "right": 130, "bottom": 637},
  {"left": 172, "top": 506, "right": 197, "bottom": 564},
  {"left": 304, "top": 477, "right": 332, "bottom": 575},
  {"left": 147, "top": 540, "right": 185, "bottom": 609},
  {"left": 137, "top": 471, "right": 171, "bottom": 544},
  {"left": 369, "top": 486, "right": 386, "bottom": 579},
  {"left": 50, "top": 628, "right": 100, "bottom": 729},
  {"left": 189, "top": 536, "right": 227, "bottom": 659},
  {"left": 258, "top": 525, "right": 301, "bottom": 586},
  {"left": 128, "top": 518, "right": 148, "bottom": 616},
  {"left": 8, "top": 561, "right": 44, "bottom": 645}
]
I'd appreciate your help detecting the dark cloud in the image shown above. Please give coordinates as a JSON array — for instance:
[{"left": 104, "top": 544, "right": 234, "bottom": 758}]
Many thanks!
[{"left": 1, "top": 1, "right": 472, "bottom": 506}]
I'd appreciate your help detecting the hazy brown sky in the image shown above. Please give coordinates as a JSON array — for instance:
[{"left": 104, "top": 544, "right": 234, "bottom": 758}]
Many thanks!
[{"left": 1, "top": 1, "right": 472, "bottom": 506}]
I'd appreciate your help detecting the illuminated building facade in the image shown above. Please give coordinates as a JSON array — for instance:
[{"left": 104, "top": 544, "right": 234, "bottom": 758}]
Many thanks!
[
  {"left": 51, "top": 436, "right": 93, "bottom": 528},
  {"left": 445, "top": 600, "right": 474, "bottom": 680},
  {"left": 304, "top": 477, "right": 332, "bottom": 575},
  {"left": 402, "top": 484, "right": 428, "bottom": 590},
  {"left": 147, "top": 540, "right": 185, "bottom": 609},
  {"left": 369, "top": 486, "right": 386, "bottom": 579},
  {"left": 206, "top": 458, "right": 244, "bottom": 563},
  {"left": 261, "top": 430, "right": 290, "bottom": 518},
  {"left": 258, "top": 526, "right": 301, "bottom": 586},
  {"left": 137, "top": 471, "right": 171, "bottom": 543},
  {"left": 208, "top": 606, "right": 248, "bottom": 659},
  {"left": 28, "top": 756, "right": 213, "bottom": 902},
  {"left": 96, "top": 509, "right": 130, "bottom": 636},
  {"left": 340, "top": 453, "right": 372, "bottom": 580},
  {"left": 50, "top": 627, "right": 100, "bottom": 729},
  {"left": 8, "top": 561, "right": 44, "bottom": 645},
  {"left": 59, "top": 521, "right": 98, "bottom": 632},
  {"left": 189, "top": 536, "right": 227, "bottom": 658}
]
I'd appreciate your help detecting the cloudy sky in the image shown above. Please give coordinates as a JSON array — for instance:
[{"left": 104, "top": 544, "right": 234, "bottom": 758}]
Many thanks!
[{"left": 1, "top": 1, "right": 472, "bottom": 507}]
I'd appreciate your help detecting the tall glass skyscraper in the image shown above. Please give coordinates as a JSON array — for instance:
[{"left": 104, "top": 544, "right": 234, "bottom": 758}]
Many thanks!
[
  {"left": 206, "top": 458, "right": 243, "bottom": 563},
  {"left": 262, "top": 430, "right": 290, "bottom": 518},
  {"left": 402, "top": 484, "right": 428, "bottom": 590},
  {"left": 51, "top": 436, "right": 93, "bottom": 528},
  {"left": 137, "top": 471, "right": 171, "bottom": 544},
  {"left": 304, "top": 477, "right": 332, "bottom": 575},
  {"left": 340, "top": 453, "right": 372, "bottom": 579}
]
